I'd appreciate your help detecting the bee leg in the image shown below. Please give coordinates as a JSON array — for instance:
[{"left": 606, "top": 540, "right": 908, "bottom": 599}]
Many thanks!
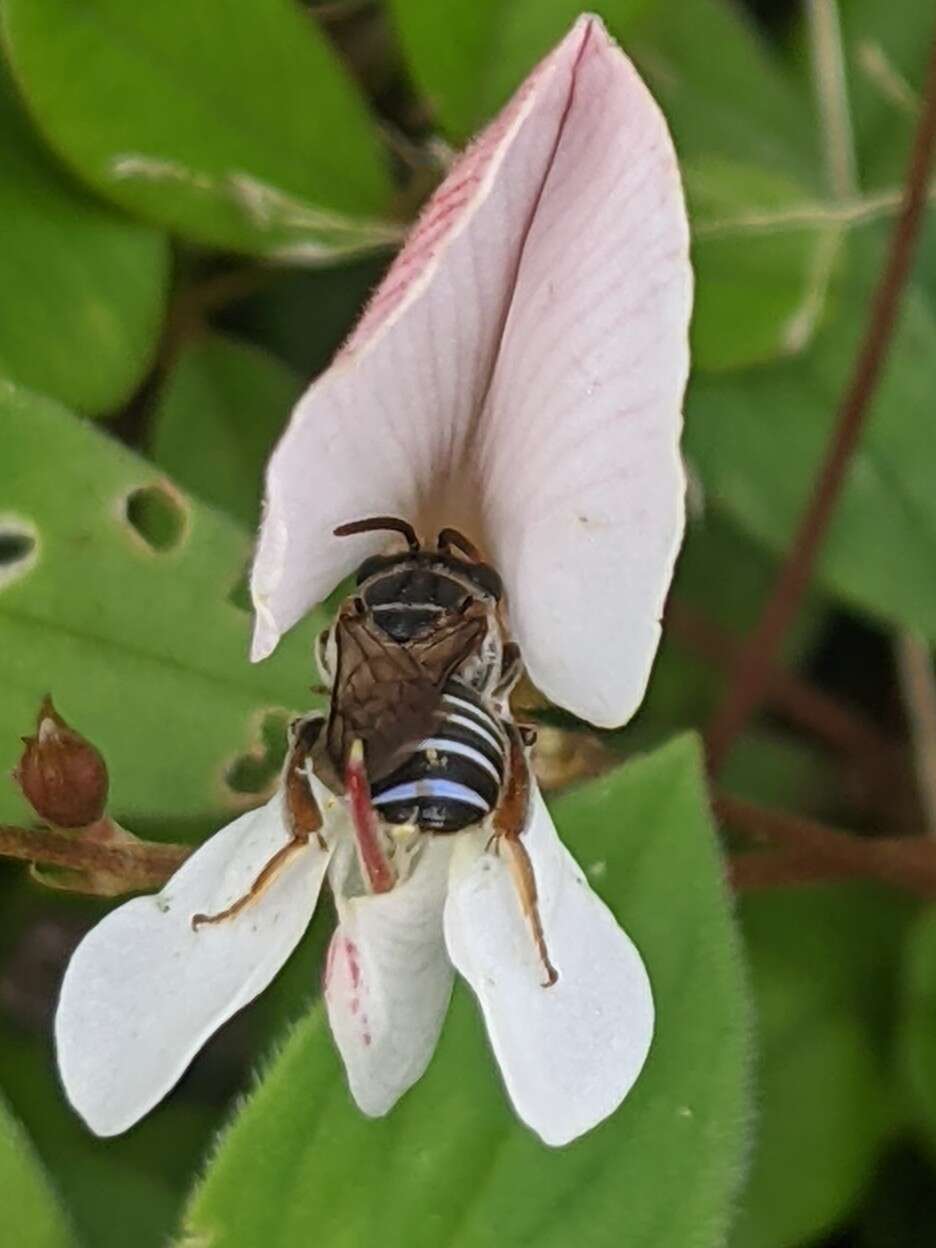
[
  {"left": 191, "top": 837, "right": 309, "bottom": 930},
  {"left": 492, "top": 724, "right": 558, "bottom": 988},
  {"left": 492, "top": 641, "right": 523, "bottom": 701},
  {"left": 345, "top": 739, "right": 395, "bottom": 895},
  {"left": 191, "top": 716, "right": 327, "bottom": 931}
]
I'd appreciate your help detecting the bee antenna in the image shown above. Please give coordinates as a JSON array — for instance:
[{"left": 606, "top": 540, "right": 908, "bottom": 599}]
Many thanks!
[
  {"left": 437, "top": 527, "right": 481, "bottom": 560},
  {"left": 333, "top": 516, "right": 420, "bottom": 551}
]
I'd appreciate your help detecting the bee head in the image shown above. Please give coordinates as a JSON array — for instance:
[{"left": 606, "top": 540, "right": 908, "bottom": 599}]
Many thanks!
[{"left": 336, "top": 518, "right": 503, "bottom": 602}]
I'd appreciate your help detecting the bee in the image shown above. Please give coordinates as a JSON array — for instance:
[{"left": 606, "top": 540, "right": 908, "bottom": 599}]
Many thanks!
[{"left": 195, "top": 516, "right": 555, "bottom": 985}]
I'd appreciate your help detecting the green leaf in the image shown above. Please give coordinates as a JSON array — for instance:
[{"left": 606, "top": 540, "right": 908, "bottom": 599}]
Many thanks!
[
  {"left": 685, "top": 227, "right": 936, "bottom": 640},
  {"left": 1, "top": 0, "right": 396, "bottom": 259},
  {"left": 0, "top": 63, "right": 168, "bottom": 416},
  {"left": 634, "top": 513, "right": 826, "bottom": 741},
  {"left": 180, "top": 736, "right": 749, "bottom": 1248},
  {"left": 731, "top": 885, "right": 910, "bottom": 1248},
  {"left": 0, "top": 1093, "right": 76, "bottom": 1248},
  {"left": 391, "top": 1, "right": 829, "bottom": 369},
  {"left": 0, "top": 1003, "right": 218, "bottom": 1248},
  {"left": 221, "top": 258, "right": 386, "bottom": 379},
  {"left": 839, "top": 0, "right": 932, "bottom": 189},
  {"left": 391, "top": 0, "right": 818, "bottom": 181},
  {"left": 387, "top": 0, "right": 503, "bottom": 141},
  {"left": 0, "top": 381, "right": 324, "bottom": 834},
  {"left": 686, "top": 158, "right": 836, "bottom": 370},
  {"left": 897, "top": 905, "right": 936, "bottom": 1162},
  {"left": 150, "top": 334, "right": 302, "bottom": 526}
]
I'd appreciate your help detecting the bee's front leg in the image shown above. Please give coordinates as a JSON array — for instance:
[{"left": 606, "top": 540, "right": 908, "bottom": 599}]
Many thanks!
[
  {"left": 491, "top": 723, "right": 558, "bottom": 988},
  {"left": 191, "top": 716, "right": 327, "bottom": 930}
]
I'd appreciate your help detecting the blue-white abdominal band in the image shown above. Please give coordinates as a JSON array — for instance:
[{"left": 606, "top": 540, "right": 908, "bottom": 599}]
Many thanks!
[{"left": 371, "top": 779, "right": 491, "bottom": 811}]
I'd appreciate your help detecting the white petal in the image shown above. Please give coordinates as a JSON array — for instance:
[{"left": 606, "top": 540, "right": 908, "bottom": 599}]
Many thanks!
[
  {"left": 325, "top": 837, "right": 454, "bottom": 1117},
  {"left": 444, "top": 789, "right": 653, "bottom": 1146},
  {"left": 479, "top": 19, "right": 691, "bottom": 726},
  {"left": 55, "top": 794, "right": 331, "bottom": 1136},
  {"left": 250, "top": 18, "right": 603, "bottom": 661}
]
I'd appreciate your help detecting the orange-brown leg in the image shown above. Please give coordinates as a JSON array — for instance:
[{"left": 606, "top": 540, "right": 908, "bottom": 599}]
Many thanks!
[
  {"left": 493, "top": 725, "right": 558, "bottom": 988},
  {"left": 191, "top": 836, "right": 308, "bottom": 930},
  {"left": 191, "top": 717, "right": 325, "bottom": 931}
]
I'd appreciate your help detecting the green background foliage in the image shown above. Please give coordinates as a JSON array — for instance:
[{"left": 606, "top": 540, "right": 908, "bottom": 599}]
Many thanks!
[{"left": 1, "top": 1, "right": 935, "bottom": 1246}]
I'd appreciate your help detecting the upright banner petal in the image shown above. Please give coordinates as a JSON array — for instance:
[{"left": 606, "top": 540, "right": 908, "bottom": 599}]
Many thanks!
[
  {"left": 251, "top": 16, "right": 690, "bottom": 730},
  {"left": 479, "top": 21, "right": 691, "bottom": 726}
]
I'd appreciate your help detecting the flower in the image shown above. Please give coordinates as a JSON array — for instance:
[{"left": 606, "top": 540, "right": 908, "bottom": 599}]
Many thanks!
[
  {"left": 250, "top": 12, "right": 690, "bottom": 729},
  {"left": 55, "top": 13, "right": 690, "bottom": 1148}
]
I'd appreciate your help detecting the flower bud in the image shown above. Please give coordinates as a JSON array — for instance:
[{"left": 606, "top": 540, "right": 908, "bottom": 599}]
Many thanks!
[{"left": 14, "top": 697, "right": 109, "bottom": 828}]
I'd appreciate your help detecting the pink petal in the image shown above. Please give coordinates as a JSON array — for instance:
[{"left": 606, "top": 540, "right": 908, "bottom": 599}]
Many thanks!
[
  {"left": 251, "top": 16, "right": 691, "bottom": 730},
  {"left": 444, "top": 788, "right": 654, "bottom": 1147},
  {"left": 478, "top": 21, "right": 691, "bottom": 725},
  {"left": 250, "top": 16, "right": 610, "bottom": 661},
  {"left": 324, "top": 838, "right": 454, "bottom": 1117}
]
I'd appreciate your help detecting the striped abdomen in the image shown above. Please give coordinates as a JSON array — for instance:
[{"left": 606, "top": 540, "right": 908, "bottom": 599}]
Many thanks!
[{"left": 370, "top": 681, "right": 505, "bottom": 833}]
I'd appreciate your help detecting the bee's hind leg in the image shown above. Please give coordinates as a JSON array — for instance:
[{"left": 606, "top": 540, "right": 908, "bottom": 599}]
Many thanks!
[
  {"left": 191, "top": 715, "right": 327, "bottom": 931},
  {"left": 491, "top": 723, "right": 558, "bottom": 988}
]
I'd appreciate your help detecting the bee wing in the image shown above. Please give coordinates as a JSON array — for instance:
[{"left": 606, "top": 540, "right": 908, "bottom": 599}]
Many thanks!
[
  {"left": 55, "top": 790, "right": 333, "bottom": 1137},
  {"left": 327, "top": 607, "right": 487, "bottom": 782},
  {"left": 324, "top": 837, "right": 455, "bottom": 1116},
  {"left": 443, "top": 786, "right": 654, "bottom": 1147}
]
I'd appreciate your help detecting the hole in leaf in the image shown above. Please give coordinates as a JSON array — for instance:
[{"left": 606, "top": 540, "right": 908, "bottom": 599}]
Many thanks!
[
  {"left": 225, "top": 709, "right": 291, "bottom": 796},
  {"left": 124, "top": 484, "right": 187, "bottom": 553},
  {"left": 0, "top": 519, "right": 38, "bottom": 588},
  {"left": 0, "top": 531, "right": 34, "bottom": 565}
]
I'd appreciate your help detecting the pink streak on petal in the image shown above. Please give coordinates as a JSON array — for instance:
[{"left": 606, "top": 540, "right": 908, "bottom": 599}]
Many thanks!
[
  {"left": 324, "top": 839, "right": 455, "bottom": 1116},
  {"left": 250, "top": 19, "right": 595, "bottom": 661},
  {"left": 479, "top": 19, "right": 692, "bottom": 726}
]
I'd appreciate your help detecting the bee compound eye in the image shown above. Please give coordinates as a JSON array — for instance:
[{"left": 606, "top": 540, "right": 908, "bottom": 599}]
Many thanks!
[{"left": 468, "top": 562, "right": 503, "bottom": 600}]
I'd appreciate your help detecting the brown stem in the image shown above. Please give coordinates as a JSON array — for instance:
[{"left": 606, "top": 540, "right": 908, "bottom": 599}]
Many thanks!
[
  {"left": 729, "top": 847, "right": 855, "bottom": 891},
  {"left": 667, "top": 600, "right": 892, "bottom": 762},
  {"left": 705, "top": 25, "right": 936, "bottom": 775},
  {"left": 715, "top": 792, "right": 936, "bottom": 897},
  {"left": 0, "top": 824, "right": 189, "bottom": 892}
]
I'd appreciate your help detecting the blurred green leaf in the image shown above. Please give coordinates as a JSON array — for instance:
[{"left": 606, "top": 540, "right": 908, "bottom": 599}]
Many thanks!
[
  {"left": 0, "top": 1091, "right": 76, "bottom": 1247},
  {"left": 686, "top": 227, "right": 936, "bottom": 640},
  {"left": 686, "top": 158, "right": 835, "bottom": 370},
  {"left": 220, "top": 258, "right": 385, "bottom": 379},
  {"left": 0, "top": 64, "right": 168, "bottom": 416},
  {"left": 839, "top": 0, "right": 932, "bottom": 189},
  {"left": 719, "top": 728, "right": 835, "bottom": 814},
  {"left": 391, "top": 0, "right": 828, "bottom": 368},
  {"left": 1, "top": 0, "right": 396, "bottom": 258},
  {"left": 388, "top": 0, "right": 502, "bottom": 140},
  {"left": 180, "top": 736, "right": 749, "bottom": 1248},
  {"left": 858, "top": 1144, "right": 936, "bottom": 1247},
  {"left": 897, "top": 905, "right": 936, "bottom": 1162},
  {"left": 635, "top": 513, "right": 825, "bottom": 740},
  {"left": 0, "top": 382, "right": 324, "bottom": 833},
  {"left": 731, "top": 885, "right": 911, "bottom": 1248},
  {"left": 150, "top": 334, "right": 301, "bottom": 526},
  {"left": 392, "top": 0, "right": 818, "bottom": 179},
  {"left": 0, "top": 1009, "right": 218, "bottom": 1248}
]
